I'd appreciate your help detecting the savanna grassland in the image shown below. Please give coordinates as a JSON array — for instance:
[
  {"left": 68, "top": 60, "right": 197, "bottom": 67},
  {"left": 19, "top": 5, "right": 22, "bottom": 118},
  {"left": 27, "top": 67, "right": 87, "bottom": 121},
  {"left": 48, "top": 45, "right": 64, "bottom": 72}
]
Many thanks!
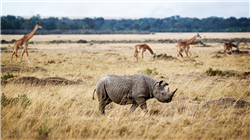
[{"left": 1, "top": 33, "right": 250, "bottom": 139}]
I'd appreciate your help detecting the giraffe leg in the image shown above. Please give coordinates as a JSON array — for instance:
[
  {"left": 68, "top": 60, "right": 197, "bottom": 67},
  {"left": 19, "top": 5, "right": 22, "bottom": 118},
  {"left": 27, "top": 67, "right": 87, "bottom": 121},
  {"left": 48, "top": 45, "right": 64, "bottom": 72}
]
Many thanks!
[
  {"left": 10, "top": 51, "right": 15, "bottom": 63},
  {"left": 11, "top": 44, "right": 17, "bottom": 63},
  {"left": 24, "top": 44, "right": 31, "bottom": 63},
  {"left": 188, "top": 49, "right": 192, "bottom": 56},
  {"left": 185, "top": 50, "right": 188, "bottom": 57},
  {"left": 20, "top": 48, "right": 25, "bottom": 62},
  {"left": 14, "top": 48, "right": 18, "bottom": 62}
]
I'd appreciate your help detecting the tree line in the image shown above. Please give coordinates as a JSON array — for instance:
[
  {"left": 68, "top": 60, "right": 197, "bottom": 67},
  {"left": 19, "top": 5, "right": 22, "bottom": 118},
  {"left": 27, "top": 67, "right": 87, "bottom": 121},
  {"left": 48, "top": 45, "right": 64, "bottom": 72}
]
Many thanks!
[{"left": 1, "top": 14, "right": 249, "bottom": 34}]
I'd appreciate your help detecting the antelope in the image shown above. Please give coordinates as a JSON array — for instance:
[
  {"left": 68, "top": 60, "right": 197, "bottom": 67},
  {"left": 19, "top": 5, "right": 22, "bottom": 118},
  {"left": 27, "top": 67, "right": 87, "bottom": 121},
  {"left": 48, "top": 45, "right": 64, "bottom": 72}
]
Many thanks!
[
  {"left": 134, "top": 44, "right": 156, "bottom": 61},
  {"left": 223, "top": 42, "right": 239, "bottom": 55},
  {"left": 176, "top": 33, "right": 201, "bottom": 59},
  {"left": 10, "top": 23, "right": 42, "bottom": 63}
]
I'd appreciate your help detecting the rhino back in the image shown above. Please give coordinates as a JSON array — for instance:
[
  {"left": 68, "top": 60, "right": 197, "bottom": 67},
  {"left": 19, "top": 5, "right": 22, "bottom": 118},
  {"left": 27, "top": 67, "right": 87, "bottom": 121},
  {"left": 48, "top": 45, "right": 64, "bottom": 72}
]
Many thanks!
[{"left": 104, "top": 75, "right": 137, "bottom": 104}]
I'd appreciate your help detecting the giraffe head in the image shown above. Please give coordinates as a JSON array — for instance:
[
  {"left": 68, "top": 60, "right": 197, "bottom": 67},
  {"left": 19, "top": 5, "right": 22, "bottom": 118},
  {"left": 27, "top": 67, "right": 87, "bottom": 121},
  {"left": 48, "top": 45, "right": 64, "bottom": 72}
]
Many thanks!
[
  {"left": 196, "top": 33, "right": 201, "bottom": 39},
  {"left": 36, "top": 22, "right": 43, "bottom": 29}
]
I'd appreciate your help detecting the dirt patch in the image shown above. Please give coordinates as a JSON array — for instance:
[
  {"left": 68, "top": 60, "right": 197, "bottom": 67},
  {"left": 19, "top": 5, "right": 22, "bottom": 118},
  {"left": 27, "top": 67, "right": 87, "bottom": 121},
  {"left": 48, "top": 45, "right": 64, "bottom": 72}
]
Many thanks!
[
  {"left": 156, "top": 54, "right": 177, "bottom": 60},
  {"left": 105, "top": 53, "right": 120, "bottom": 56},
  {"left": 202, "top": 97, "right": 250, "bottom": 108},
  {"left": 2, "top": 77, "right": 81, "bottom": 86},
  {"left": 1, "top": 65, "right": 47, "bottom": 73},
  {"left": 183, "top": 58, "right": 195, "bottom": 62}
]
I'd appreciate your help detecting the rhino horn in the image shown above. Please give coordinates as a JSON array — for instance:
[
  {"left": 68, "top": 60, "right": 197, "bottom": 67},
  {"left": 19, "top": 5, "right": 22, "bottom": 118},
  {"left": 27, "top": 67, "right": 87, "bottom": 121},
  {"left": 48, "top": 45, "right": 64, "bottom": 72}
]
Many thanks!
[{"left": 171, "top": 88, "right": 178, "bottom": 96}]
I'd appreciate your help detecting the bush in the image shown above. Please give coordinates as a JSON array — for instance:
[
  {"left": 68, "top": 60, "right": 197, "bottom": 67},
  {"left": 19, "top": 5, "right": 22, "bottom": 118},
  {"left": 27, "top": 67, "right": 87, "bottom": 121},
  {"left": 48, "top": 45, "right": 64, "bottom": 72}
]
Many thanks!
[
  {"left": 10, "top": 39, "right": 16, "bottom": 43},
  {"left": 76, "top": 39, "right": 88, "bottom": 43},
  {"left": 157, "top": 53, "right": 167, "bottom": 58},
  {"left": 37, "top": 124, "right": 49, "bottom": 137},
  {"left": 144, "top": 68, "right": 158, "bottom": 75},
  {"left": 47, "top": 60, "right": 55, "bottom": 63},
  {"left": 206, "top": 68, "right": 236, "bottom": 77},
  {"left": 243, "top": 71, "right": 250, "bottom": 76},
  {"left": 1, "top": 93, "right": 31, "bottom": 107},
  {"left": 1, "top": 73, "right": 17, "bottom": 81},
  {"left": 1, "top": 40, "right": 8, "bottom": 44}
]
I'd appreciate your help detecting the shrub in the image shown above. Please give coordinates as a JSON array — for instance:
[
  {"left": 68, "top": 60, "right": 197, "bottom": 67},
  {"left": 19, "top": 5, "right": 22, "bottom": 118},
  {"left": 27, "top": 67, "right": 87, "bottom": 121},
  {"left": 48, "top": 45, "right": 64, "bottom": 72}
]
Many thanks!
[
  {"left": 157, "top": 53, "right": 166, "bottom": 58},
  {"left": 10, "top": 39, "right": 16, "bottom": 43},
  {"left": 37, "top": 124, "right": 49, "bottom": 137},
  {"left": 206, "top": 68, "right": 236, "bottom": 77},
  {"left": 1, "top": 93, "right": 31, "bottom": 107},
  {"left": 47, "top": 60, "right": 55, "bottom": 63},
  {"left": 243, "top": 71, "right": 250, "bottom": 76},
  {"left": 77, "top": 40, "right": 88, "bottom": 43},
  {"left": 144, "top": 68, "right": 158, "bottom": 75},
  {"left": 1, "top": 73, "right": 17, "bottom": 81},
  {"left": 1, "top": 40, "right": 8, "bottom": 44}
]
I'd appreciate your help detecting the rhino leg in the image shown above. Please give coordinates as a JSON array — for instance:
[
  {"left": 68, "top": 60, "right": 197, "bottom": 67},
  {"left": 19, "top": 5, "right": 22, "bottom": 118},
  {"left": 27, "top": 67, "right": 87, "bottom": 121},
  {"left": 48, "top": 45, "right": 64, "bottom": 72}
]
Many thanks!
[
  {"left": 99, "top": 98, "right": 112, "bottom": 114},
  {"left": 135, "top": 97, "right": 148, "bottom": 113},
  {"left": 139, "top": 102, "right": 148, "bottom": 113},
  {"left": 130, "top": 102, "right": 139, "bottom": 112}
]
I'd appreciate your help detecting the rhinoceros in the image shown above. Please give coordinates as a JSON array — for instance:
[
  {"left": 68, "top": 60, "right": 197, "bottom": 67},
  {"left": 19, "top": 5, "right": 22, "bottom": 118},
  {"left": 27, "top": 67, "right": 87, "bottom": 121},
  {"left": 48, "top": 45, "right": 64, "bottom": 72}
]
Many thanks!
[{"left": 93, "top": 74, "right": 178, "bottom": 114}]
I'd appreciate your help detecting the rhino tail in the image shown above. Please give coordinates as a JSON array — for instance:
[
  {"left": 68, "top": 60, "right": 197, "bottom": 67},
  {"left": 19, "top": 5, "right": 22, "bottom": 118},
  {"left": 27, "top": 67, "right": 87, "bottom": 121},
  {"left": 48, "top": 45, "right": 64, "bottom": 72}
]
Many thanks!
[{"left": 93, "top": 89, "right": 96, "bottom": 100}]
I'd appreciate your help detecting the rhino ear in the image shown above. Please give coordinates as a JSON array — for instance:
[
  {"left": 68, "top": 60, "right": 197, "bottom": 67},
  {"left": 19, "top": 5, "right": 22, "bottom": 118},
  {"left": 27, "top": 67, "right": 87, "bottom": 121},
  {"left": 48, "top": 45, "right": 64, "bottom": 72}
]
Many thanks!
[{"left": 162, "top": 82, "right": 168, "bottom": 87}]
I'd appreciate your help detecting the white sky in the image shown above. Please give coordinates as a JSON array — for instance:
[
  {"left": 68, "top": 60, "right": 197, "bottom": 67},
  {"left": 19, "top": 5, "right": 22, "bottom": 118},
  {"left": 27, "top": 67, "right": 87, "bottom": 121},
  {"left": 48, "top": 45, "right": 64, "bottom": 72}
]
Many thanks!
[{"left": 1, "top": 0, "right": 249, "bottom": 19}]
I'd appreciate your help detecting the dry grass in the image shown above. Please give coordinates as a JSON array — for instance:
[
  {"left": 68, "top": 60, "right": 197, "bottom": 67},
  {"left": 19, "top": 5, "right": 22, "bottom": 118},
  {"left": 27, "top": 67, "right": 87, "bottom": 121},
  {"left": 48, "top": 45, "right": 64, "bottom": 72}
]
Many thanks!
[{"left": 1, "top": 33, "right": 250, "bottom": 139}]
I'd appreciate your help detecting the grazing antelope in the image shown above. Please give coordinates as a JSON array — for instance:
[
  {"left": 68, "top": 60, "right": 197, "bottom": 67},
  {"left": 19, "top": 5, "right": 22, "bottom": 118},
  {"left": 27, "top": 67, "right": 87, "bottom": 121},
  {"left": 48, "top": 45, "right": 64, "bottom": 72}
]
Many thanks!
[
  {"left": 10, "top": 23, "right": 42, "bottom": 63},
  {"left": 223, "top": 42, "right": 239, "bottom": 55},
  {"left": 177, "top": 33, "right": 201, "bottom": 59},
  {"left": 134, "top": 44, "right": 156, "bottom": 61}
]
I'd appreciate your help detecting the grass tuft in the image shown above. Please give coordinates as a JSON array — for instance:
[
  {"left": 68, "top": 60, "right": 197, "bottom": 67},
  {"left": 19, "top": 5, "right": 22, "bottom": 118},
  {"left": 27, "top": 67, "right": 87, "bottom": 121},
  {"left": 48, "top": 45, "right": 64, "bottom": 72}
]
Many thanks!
[
  {"left": 206, "top": 68, "right": 236, "bottom": 77},
  {"left": 1, "top": 73, "right": 17, "bottom": 81},
  {"left": 1, "top": 93, "right": 31, "bottom": 107},
  {"left": 144, "top": 68, "right": 158, "bottom": 75}
]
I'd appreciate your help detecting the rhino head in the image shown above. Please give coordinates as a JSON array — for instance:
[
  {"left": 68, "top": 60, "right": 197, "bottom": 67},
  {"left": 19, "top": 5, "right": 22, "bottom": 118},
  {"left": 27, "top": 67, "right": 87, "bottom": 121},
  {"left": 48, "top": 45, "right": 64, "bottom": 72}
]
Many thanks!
[{"left": 153, "top": 80, "right": 177, "bottom": 103}]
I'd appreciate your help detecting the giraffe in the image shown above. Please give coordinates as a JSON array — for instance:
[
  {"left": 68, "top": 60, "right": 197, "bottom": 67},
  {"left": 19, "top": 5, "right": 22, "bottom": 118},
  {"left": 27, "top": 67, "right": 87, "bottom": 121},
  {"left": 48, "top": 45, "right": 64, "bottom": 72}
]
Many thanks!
[
  {"left": 10, "top": 22, "right": 42, "bottom": 63},
  {"left": 176, "top": 33, "right": 201, "bottom": 59},
  {"left": 134, "top": 44, "right": 156, "bottom": 61}
]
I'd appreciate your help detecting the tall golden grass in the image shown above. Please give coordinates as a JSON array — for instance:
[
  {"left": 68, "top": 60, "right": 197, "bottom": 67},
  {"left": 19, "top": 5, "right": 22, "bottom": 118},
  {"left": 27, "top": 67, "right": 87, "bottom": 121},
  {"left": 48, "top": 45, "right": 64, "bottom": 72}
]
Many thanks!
[{"left": 1, "top": 34, "right": 250, "bottom": 139}]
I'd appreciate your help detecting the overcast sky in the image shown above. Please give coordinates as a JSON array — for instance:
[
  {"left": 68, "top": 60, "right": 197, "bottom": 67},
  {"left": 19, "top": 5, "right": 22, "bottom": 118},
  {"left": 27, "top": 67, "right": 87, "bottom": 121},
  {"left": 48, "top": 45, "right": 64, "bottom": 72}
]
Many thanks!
[{"left": 1, "top": 0, "right": 249, "bottom": 19}]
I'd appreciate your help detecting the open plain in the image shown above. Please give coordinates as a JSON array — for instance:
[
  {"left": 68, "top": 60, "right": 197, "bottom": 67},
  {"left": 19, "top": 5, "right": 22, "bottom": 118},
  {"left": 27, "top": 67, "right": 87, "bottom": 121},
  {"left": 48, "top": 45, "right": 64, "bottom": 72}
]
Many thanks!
[{"left": 1, "top": 33, "right": 250, "bottom": 139}]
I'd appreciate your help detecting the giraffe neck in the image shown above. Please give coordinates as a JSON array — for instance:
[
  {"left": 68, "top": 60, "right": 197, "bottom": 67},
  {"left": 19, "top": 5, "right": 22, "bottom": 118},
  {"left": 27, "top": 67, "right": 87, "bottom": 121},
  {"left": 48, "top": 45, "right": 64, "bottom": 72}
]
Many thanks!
[
  {"left": 26, "top": 25, "right": 38, "bottom": 41},
  {"left": 187, "top": 35, "right": 197, "bottom": 44}
]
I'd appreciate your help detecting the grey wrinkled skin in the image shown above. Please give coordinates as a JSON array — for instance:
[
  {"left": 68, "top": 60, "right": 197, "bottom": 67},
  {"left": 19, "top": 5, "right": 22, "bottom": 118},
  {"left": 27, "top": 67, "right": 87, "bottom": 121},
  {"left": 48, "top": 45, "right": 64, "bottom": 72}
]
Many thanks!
[{"left": 93, "top": 74, "right": 178, "bottom": 114}]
